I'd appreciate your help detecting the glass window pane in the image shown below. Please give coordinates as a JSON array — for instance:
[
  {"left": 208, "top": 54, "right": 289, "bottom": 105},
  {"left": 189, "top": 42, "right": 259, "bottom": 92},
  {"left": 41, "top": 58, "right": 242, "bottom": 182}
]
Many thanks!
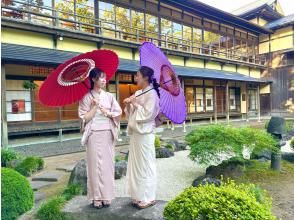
[
  {"left": 230, "top": 88, "right": 236, "bottom": 110},
  {"left": 145, "top": 13, "right": 158, "bottom": 39},
  {"left": 183, "top": 25, "right": 192, "bottom": 43},
  {"left": 99, "top": 2, "right": 115, "bottom": 37},
  {"left": 131, "top": 10, "right": 144, "bottom": 36},
  {"left": 206, "top": 88, "right": 213, "bottom": 111},
  {"left": 30, "top": 0, "right": 53, "bottom": 25},
  {"left": 173, "top": 22, "right": 182, "bottom": 41},
  {"left": 55, "top": 0, "right": 75, "bottom": 30},
  {"left": 76, "top": 0, "right": 95, "bottom": 33},
  {"left": 161, "top": 18, "right": 172, "bottom": 36},
  {"left": 116, "top": 6, "right": 131, "bottom": 39},
  {"left": 2, "top": 0, "right": 28, "bottom": 20},
  {"left": 185, "top": 87, "right": 195, "bottom": 113},
  {"left": 196, "top": 88, "right": 204, "bottom": 112}
]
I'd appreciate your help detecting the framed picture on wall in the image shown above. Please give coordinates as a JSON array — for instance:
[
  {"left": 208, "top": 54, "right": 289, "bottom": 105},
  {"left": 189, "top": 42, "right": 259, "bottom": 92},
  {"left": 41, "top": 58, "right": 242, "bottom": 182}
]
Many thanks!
[{"left": 11, "top": 99, "right": 25, "bottom": 114}]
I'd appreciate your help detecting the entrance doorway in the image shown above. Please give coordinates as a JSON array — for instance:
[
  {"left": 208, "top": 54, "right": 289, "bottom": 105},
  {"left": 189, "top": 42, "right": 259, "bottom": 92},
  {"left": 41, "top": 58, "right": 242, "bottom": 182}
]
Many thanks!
[
  {"left": 119, "top": 84, "right": 140, "bottom": 118},
  {"left": 216, "top": 87, "right": 226, "bottom": 114}
]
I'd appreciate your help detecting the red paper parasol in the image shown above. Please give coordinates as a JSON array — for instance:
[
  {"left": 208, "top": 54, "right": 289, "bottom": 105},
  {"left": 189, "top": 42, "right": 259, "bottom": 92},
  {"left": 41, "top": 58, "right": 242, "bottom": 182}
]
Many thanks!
[
  {"left": 140, "top": 42, "right": 186, "bottom": 124},
  {"left": 39, "top": 50, "right": 119, "bottom": 107}
]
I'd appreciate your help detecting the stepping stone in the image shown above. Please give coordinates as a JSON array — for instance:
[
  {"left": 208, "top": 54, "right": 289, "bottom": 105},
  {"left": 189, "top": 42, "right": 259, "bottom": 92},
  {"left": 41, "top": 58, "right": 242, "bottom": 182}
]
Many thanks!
[
  {"left": 63, "top": 196, "right": 167, "bottom": 220},
  {"left": 32, "top": 171, "right": 63, "bottom": 182},
  {"left": 30, "top": 181, "right": 53, "bottom": 191},
  {"left": 34, "top": 191, "right": 46, "bottom": 202},
  {"left": 56, "top": 164, "right": 76, "bottom": 172}
]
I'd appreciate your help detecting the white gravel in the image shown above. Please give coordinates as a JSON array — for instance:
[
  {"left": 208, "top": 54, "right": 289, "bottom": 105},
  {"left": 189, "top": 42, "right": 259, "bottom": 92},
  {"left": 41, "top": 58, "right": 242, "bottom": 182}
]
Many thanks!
[
  {"left": 115, "top": 150, "right": 205, "bottom": 201},
  {"left": 281, "top": 139, "right": 294, "bottom": 153}
]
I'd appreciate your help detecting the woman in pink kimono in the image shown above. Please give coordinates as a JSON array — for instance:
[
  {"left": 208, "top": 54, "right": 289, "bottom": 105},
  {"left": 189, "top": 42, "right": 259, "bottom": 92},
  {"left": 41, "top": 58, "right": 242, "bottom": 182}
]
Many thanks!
[
  {"left": 79, "top": 68, "right": 122, "bottom": 209},
  {"left": 124, "top": 66, "right": 160, "bottom": 209}
]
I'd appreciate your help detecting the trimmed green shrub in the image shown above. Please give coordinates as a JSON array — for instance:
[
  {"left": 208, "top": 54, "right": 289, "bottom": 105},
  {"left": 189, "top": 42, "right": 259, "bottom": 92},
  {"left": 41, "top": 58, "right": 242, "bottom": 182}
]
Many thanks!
[
  {"left": 187, "top": 125, "right": 278, "bottom": 165},
  {"left": 154, "top": 135, "right": 161, "bottom": 149},
  {"left": 1, "top": 168, "right": 34, "bottom": 220},
  {"left": 37, "top": 196, "right": 66, "bottom": 220},
  {"left": 164, "top": 180, "right": 275, "bottom": 220},
  {"left": 1, "top": 148, "right": 19, "bottom": 167},
  {"left": 15, "top": 156, "right": 44, "bottom": 177}
]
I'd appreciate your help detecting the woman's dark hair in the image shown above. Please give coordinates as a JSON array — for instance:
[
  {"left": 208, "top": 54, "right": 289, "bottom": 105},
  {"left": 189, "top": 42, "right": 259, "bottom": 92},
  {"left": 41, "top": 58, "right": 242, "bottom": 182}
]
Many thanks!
[
  {"left": 89, "top": 68, "right": 105, "bottom": 90},
  {"left": 139, "top": 66, "right": 160, "bottom": 98}
]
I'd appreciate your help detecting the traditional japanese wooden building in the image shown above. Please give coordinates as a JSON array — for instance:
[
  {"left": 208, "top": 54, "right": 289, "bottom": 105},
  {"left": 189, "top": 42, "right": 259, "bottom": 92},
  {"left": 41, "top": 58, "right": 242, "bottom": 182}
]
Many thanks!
[{"left": 1, "top": 0, "right": 293, "bottom": 146}]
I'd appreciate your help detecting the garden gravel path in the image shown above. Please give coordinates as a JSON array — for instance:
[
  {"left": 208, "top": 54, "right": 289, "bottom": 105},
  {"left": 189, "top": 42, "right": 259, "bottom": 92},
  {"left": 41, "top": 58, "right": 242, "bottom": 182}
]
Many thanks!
[{"left": 115, "top": 150, "right": 205, "bottom": 201}]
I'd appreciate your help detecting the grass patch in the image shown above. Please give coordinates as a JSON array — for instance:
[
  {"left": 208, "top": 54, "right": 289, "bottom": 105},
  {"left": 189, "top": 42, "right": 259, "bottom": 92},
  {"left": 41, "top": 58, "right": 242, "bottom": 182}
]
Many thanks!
[
  {"left": 36, "top": 184, "right": 82, "bottom": 220},
  {"left": 236, "top": 160, "right": 294, "bottom": 184},
  {"left": 37, "top": 196, "right": 66, "bottom": 220}
]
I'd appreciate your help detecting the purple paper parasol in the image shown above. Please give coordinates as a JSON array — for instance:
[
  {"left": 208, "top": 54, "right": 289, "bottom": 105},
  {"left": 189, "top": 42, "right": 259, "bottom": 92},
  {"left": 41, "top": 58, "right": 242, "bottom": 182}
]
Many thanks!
[{"left": 140, "top": 42, "right": 186, "bottom": 124}]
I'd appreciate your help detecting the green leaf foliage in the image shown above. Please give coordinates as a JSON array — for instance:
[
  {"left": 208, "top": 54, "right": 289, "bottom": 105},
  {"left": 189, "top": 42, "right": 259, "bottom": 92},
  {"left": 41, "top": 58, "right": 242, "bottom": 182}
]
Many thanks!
[
  {"left": 1, "top": 168, "right": 34, "bottom": 220},
  {"left": 154, "top": 135, "right": 161, "bottom": 149},
  {"left": 1, "top": 148, "right": 19, "bottom": 167},
  {"left": 15, "top": 156, "right": 44, "bottom": 177},
  {"left": 36, "top": 184, "right": 82, "bottom": 220},
  {"left": 186, "top": 125, "right": 278, "bottom": 165},
  {"left": 163, "top": 180, "right": 275, "bottom": 220}
]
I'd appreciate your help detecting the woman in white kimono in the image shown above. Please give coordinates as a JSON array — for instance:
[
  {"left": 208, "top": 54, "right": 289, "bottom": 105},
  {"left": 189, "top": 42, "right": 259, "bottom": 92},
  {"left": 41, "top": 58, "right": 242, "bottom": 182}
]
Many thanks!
[
  {"left": 79, "top": 68, "right": 122, "bottom": 209},
  {"left": 124, "top": 66, "right": 160, "bottom": 209}
]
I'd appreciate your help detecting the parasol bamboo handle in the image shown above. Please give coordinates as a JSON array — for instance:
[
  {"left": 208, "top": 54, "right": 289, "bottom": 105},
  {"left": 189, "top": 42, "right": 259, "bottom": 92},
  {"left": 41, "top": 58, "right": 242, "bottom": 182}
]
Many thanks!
[{"left": 135, "top": 79, "right": 173, "bottom": 97}]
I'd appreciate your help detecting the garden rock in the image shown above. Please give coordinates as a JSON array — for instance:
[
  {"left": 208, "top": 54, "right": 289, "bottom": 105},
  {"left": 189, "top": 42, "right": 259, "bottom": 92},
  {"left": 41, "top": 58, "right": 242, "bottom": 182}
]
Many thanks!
[
  {"left": 252, "top": 149, "right": 272, "bottom": 160},
  {"left": 279, "top": 140, "right": 286, "bottom": 147},
  {"left": 115, "top": 161, "right": 127, "bottom": 179},
  {"left": 258, "top": 157, "right": 268, "bottom": 163},
  {"left": 6, "top": 159, "right": 22, "bottom": 169},
  {"left": 68, "top": 159, "right": 87, "bottom": 194},
  {"left": 156, "top": 148, "right": 174, "bottom": 158},
  {"left": 192, "top": 175, "right": 221, "bottom": 187},
  {"left": 282, "top": 152, "right": 294, "bottom": 162},
  {"left": 69, "top": 159, "right": 128, "bottom": 194},
  {"left": 206, "top": 159, "right": 244, "bottom": 178},
  {"left": 62, "top": 196, "right": 166, "bottom": 220},
  {"left": 166, "top": 140, "right": 186, "bottom": 151}
]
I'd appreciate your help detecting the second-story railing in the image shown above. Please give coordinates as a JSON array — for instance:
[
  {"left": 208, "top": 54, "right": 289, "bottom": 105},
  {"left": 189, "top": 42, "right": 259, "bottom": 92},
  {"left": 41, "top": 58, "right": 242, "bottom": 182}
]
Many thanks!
[{"left": 1, "top": 0, "right": 267, "bottom": 66}]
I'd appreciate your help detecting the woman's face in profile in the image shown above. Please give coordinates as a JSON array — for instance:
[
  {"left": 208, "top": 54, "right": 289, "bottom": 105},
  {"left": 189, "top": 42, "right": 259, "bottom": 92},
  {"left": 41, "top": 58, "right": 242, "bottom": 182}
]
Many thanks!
[
  {"left": 94, "top": 73, "right": 106, "bottom": 88},
  {"left": 136, "top": 71, "right": 147, "bottom": 88}
]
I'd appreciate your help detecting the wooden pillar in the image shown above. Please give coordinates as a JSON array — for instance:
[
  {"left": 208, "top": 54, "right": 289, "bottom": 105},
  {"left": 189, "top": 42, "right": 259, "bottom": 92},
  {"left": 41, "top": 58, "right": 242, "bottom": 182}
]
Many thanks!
[
  {"left": 94, "top": 0, "right": 100, "bottom": 34},
  {"left": 246, "top": 83, "right": 249, "bottom": 122},
  {"left": 257, "top": 84, "right": 261, "bottom": 122},
  {"left": 226, "top": 81, "right": 229, "bottom": 124},
  {"left": 214, "top": 81, "right": 217, "bottom": 124},
  {"left": 181, "top": 78, "right": 186, "bottom": 132},
  {"left": 1, "top": 65, "right": 8, "bottom": 148},
  {"left": 115, "top": 73, "right": 122, "bottom": 141},
  {"left": 115, "top": 73, "right": 120, "bottom": 103}
]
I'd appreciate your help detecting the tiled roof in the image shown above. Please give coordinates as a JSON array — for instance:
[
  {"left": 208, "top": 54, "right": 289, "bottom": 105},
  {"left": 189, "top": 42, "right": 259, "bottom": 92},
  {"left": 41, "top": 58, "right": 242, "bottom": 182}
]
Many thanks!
[
  {"left": 232, "top": 0, "right": 276, "bottom": 16},
  {"left": 265, "top": 14, "right": 294, "bottom": 29},
  {"left": 2, "top": 43, "right": 268, "bottom": 83}
]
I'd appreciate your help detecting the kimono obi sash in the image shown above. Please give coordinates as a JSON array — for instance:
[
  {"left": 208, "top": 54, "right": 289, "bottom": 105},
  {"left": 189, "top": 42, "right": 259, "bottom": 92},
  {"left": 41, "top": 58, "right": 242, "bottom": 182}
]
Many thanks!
[{"left": 91, "top": 110, "right": 112, "bottom": 131}]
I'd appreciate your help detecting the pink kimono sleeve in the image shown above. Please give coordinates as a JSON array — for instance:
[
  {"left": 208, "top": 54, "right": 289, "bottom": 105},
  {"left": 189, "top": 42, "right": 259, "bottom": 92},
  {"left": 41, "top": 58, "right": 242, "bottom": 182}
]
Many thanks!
[
  {"left": 109, "top": 93, "right": 122, "bottom": 127},
  {"left": 78, "top": 94, "right": 91, "bottom": 120}
]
